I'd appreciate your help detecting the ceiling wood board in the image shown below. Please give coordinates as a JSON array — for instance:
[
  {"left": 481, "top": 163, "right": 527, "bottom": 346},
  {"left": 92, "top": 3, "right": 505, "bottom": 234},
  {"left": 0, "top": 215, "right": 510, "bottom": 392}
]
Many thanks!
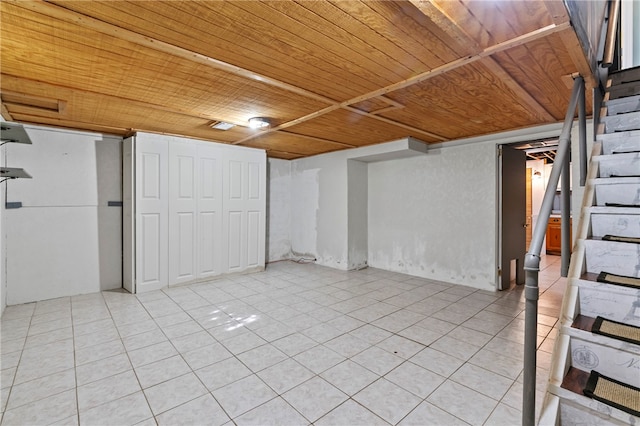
[
  {"left": 241, "top": 132, "right": 348, "bottom": 157},
  {"left": 491, "top": 30, "right": 594, "bottom": 119},
  {"left": 285, "top": 109, "right": 422, "bottom": 146},
  {"left": 1, "top": 0, "right": 595, "bottom": 158},
  {"left": 378, "top": 61, "right": 552, "bottom": 139},
  {"left": 430, "top": 0, "right": 553, "bottom": 49}
]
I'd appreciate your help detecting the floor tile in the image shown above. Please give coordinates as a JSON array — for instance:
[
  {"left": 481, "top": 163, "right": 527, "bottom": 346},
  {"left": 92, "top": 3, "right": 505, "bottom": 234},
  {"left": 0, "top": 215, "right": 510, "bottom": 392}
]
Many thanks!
[
  {"left": 2, "top": 389, "right": 77, "bottom": 425},
  {"left": 79, "top": 391, "right": 152, "bottom": 425},
  {"left": 324, "top": 333, "right": 370, "bottom": 358},
  {"left": 195, "top": 357, "right": 253, "bottom": 391},
  {"left": 0, "top": 260, "right": 566, "bottom": 426},
  {"left": 127, "top": 340, "right": 178, "bottom": 368},
  {"left": 235, "top": 396, "right": 309, "bottom": 426},
  {"left": 385, "top": 361, "right": 445, "bottom": 398},
  {"left": 351, "top": 346, "right": 404, "bottom": 376},
  {"left": 353, "top": 378, "right": 422, "bottom": 424},
  {"left": 257, "top": 358, "right": 315, "bottom": 394},
  {"left": 75, "top": 338, "right": 125, "bottom": 366},
  {"left": 6, "top": 368, "right": 75, "bottom": 410},
  {"left": 237, "top": 344, "right": 288, "bottom": 372},
  {"left": 135, "top": 354, "right": 191, "bottom": 389},
  {"left": 212, "top": 374, "right": 277, "bottom": 419},
  {"left": 156, "top": 393, "right": 230, "bottom": 425},
  {"left": 484, "top": 402, "right": 522, "bottom": 426},
  {"left": 320, "top": 360, "right": 379, "bottom": 396},
  {"left": 182, "top": 341, "right": 232, "bottom": 370},
  {"left": 427, "top": 380, "right": 497, "bottom": 426},
  {"left": 144, "top": 372, "right": 208, "bottom": 415},
  {"left": 282, "top": 376, "right": 348, "bottom": 423},
  {"left": 468, "top": 348, "right": 523, "bottom": 380},
  {"left": 450, "top": 363, "right": 513, "bottom": 401},
  {"left": 75, "top": 352, "right": 132, "bottom": 386},
  {"left": 272, "top": 333, "right": 317, "bottom": 356},
  {"left": 316, "top": 400, "right": 389, "bottom": 426},
  {"left": 429, "top": 335, "right": 481, "bottom": 361},
  {"left": 170, "top": 330, "right": 216, "bottom": 353},
  {"left": 77, "top": 369, "right": 140, "bottom": 411},
  {"left": 220, "top": 330, "right": 267, "bottom": 354},
  {"left": 294, "top": 345, "right": 345, "bottom": 374},
  {"left": 410, "top": 347, "right": 465, "bottom": 377},
  {"left": 376, "top": 335, "right": 425, "bottom": 359}
]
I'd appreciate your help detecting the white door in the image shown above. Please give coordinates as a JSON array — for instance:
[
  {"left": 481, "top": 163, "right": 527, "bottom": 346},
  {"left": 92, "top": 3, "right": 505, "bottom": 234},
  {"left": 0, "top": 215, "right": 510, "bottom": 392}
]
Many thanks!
[
  {"left": 197, "top": 144, "right": 223, "bottom": 279},
  {"left": 135, "top": 137, "right": 168, "bottom": 292},
  {"left": 122, "top": 137, "right": 135, "bottom": 293},
  {"left": 168, "top": 142, "right": 197, "bottom": 286},
  {"left": 222, "top": 151, "right": 266, "bottom": 273}
]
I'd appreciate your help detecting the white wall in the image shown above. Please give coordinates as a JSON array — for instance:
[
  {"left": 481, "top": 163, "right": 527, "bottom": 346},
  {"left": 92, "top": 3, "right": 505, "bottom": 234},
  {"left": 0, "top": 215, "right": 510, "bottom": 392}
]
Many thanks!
[
  {"left": 368, "top": 141, "right": 497, "bottom": 290},
  {"left": 267, "top": 123, "right": 582, "bottom": 290},
  {"left": 347, "top": 160, "right": 368, "bottom": 270},
  {"left": 1, "top": 145, "right": 6, "bottom": 315},
  {"left": 4, "top": 125, "right": 122, "bottom": 305},
  {"left": 267, "top": 159, "right": 292, "bottom": 262},
  {"left": 290, "top": 151, "right": 349, "bottom": 268}
]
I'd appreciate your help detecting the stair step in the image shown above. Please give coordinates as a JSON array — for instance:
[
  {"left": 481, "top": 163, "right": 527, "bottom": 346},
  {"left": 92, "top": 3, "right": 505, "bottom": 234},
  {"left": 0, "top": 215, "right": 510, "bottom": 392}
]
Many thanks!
[
  {"left": 584, "top": 370, "right": 640, "bottom": 417},
  {"left": 596, "top": 271, "right": 640, "bottom": 289},
  {"left": 608, "top": 81, "right": 640, "bottom": 100},
  {"left": 591, "top": 212, "right": 640, "bottom": 238},
  {"left": 605, "top": 94, "right": 640, "bottom": 115},
  {"left": 602, "top": 234, "right": 640, "bottom": 243},
  {"left": 573, "top": 277, "right": 640, "bottom": 326},
  {"left": 588, "top": 205, "right": 640, "bottom": 215},
  {"left": 597, "top": 129, "right": 640, "bottom": 154},
  {"left": 609, "top": 66, "right": 640, "bottom": 86},
  {"left": 593, "top": 177, "right": 640, "bottom": 206},
  {"left": 595, "top": 152, "right": 640, "bottom": 177},
  {"left": 592, "top": 316, "right": 640, "bottom": 345},
  {"left": 544, "top": 335, "right": 639, "bottom": 424},
  {"left": 583, "top": 239, "right": 640, "bottom": 277},
  {"left": 602, "top": 110, "right": 640, "bottom": 133}
]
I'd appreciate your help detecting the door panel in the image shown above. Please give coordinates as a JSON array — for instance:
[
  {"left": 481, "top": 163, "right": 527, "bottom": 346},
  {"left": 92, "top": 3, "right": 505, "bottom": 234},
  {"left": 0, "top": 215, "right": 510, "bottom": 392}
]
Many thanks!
[
  {"left": 197, "top": 147, "right": 223, "bottom": 279},
  {"left": 169, "top": 143, "right": 197, "bottom": 285},
  {"left": 500, "top": 145, "right": 526, "bottom": 289},
  {"left": 135, "top": 138, "right": 168, "bottom": 292}
]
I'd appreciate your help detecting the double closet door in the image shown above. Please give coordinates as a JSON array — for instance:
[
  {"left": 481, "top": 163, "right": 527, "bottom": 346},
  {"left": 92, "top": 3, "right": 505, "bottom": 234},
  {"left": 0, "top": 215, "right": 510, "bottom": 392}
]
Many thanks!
[{"left": 123, "top": 133, "right": 266, "bottom": 294}]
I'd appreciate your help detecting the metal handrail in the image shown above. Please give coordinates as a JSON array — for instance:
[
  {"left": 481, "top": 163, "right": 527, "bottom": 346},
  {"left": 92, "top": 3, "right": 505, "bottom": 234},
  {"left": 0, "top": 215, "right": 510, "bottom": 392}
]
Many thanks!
[
  {"left": 602, "top": 0, "right": 621, "bottom": 68},
  {"left": 522, "top": 76, "right": 585, "bottom": 426}
]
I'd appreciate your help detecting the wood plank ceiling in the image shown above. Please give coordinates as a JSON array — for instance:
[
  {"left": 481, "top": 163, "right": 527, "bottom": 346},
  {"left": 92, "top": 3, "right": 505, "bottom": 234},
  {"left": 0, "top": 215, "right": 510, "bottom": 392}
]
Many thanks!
[{"left": 1, "top": 0, "right": 594, "bottom": 159}]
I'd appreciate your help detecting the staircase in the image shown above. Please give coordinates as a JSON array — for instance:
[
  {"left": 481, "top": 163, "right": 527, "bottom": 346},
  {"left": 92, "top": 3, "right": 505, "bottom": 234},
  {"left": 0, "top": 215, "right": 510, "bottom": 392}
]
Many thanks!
[{"left": 539, "top": 67, "right": 640, "bottom": 425}]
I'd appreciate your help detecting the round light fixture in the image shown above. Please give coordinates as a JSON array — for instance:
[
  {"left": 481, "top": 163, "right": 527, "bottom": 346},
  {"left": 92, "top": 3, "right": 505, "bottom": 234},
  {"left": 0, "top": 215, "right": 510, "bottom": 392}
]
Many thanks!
[{"left": 248, "top": 117, "right": 271, "bottom": 129}]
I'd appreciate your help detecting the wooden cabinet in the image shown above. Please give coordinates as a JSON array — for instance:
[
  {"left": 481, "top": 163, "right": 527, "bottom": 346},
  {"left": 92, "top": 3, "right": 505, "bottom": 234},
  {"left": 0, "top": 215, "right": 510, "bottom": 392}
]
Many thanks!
[{"left": 546, "top": 217, "right": 572, "bottom": 255}]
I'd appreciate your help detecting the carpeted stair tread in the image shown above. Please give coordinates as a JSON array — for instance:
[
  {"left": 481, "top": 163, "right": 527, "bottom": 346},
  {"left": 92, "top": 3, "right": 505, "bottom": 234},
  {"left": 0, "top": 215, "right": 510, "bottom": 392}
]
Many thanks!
[
  {"left": 592, "top": 316, "right": 640, "bottom": 345},
  {"left": 597, "top": 271, "right": 640, "bottom": 289},
  {"left": 602, "top": 234, "right": 640, "bottom": 244},
  {"left": 583, "top": 370, "right": 640, "bottom": 417}
]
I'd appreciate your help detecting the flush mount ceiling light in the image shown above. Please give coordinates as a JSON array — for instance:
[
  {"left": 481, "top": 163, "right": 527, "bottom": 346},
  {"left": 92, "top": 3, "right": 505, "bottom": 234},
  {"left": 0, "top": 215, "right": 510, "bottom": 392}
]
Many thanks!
[
  {"left": 209, "top": 121, "right": 235, "bottom": 131},
  {"left": 248, "top": 117, "right": 271, "bottom": 129}
]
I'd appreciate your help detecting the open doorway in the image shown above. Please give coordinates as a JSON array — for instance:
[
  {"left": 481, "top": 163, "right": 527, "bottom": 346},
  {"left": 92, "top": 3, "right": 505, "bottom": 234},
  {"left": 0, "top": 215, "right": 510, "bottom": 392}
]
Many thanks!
[{"left": 498, "top": 138, "right": 562, "bottom": 290}]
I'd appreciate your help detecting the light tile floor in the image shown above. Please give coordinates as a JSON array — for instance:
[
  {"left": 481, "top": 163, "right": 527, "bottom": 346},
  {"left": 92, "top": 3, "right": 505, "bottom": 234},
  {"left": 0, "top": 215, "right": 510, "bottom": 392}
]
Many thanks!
[{"left": 0, "top": 256, "right": 566, "bottom": 425}]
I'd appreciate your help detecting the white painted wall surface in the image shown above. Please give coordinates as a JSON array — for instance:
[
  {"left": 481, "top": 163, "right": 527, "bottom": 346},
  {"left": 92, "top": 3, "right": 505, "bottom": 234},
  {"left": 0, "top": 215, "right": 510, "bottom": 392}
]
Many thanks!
[
  {"left": 5, "top": 126, "right": 122, "bottom": 305},
  {"left": 267, "top": 159, "right": 291, "bottom": 262},
  {"left": 347, "top": 160, "right": 368, "bottom": 270},
  {"left": 291, "top": 152, "right": 349, "bottom": 268},
  {"left": 368, "top": 141, "right": 498, "bottom": 290},
  {"left": 1, "top": 145, "right": 6, "bottom": 315}
]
